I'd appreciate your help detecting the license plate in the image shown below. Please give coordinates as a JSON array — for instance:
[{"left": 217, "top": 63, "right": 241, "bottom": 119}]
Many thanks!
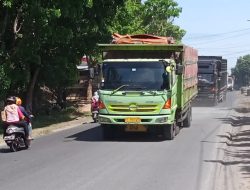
[
  {"left": 125, "top": 125, "right": 147, "bottom": 132},
  {"left": 4, "top": 135, "right": 15, "bottom": 141},
  {"left": 125, "top": 117, "right": 141, "bottom": 123}
]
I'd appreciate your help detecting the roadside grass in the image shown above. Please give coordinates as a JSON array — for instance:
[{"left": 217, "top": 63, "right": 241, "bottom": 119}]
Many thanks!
[{"left": 0, "top": 107, "right": 88, "bottom": 135}]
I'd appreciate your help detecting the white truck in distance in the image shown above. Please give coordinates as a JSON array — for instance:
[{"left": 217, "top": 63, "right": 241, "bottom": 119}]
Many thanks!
[{"left": 227, "top": 76, "right": 234, "bottom": 91}]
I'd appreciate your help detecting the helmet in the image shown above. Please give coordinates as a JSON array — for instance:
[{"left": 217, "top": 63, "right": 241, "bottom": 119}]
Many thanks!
[
  {"left": 6, "top": 96, "right": 16, "bottom": 104},
  {"left": 16, "top": 97, "right": 22, "bottom": 106}
]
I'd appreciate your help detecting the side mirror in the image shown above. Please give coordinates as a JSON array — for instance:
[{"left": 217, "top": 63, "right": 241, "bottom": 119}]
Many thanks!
[
  {"left": 175, "top": 64, "right": 183, "bottom": 75},
  {"left": 166, "top": 66, "right": 172, "bottom": 73}
]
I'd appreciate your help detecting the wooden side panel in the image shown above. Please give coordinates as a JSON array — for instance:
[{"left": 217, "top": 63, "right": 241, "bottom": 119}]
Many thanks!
[{"left": 178, "top": 46, "right": 198, "bottom": 109}]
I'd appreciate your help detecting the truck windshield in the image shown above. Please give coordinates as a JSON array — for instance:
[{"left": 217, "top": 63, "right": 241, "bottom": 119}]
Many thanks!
[
  {"left": 198, "top": 74, "right": 214, "bottom": 84},
  {"left": 101, "top": 61, "right": 169, "bottom": 91}
]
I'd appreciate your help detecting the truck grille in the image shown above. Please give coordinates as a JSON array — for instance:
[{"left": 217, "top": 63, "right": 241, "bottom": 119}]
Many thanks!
[{"left": 109, "top": 104, "right": 159, "bottom": 113}]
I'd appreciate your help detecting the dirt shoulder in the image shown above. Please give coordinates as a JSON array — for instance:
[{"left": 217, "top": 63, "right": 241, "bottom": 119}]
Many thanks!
[
  {"left": 0, "top": 116, "right": 93, "bottom": 146},
  {"left": 215, "top": 91, "right": 250, "bottom": 190}
]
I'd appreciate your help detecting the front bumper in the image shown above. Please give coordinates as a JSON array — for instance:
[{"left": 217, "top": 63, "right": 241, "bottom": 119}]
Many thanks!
[{"left": 98, "top": 114, "right": 171, "bottom": 125}]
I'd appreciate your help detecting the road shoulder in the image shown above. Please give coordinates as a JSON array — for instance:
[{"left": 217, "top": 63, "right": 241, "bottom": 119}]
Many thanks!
[{"left": 215, "top": 91, "right": 250, "bottom": 190}]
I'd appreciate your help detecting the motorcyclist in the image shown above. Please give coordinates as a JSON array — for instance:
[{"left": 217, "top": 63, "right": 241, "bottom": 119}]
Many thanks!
[
  {"left": 2, "top": 96, "right": 30, "bottom": 140},
  {"left": 16, "top": 97, "right": 32, "bottom": 139},
  {"left": 91, "top": 91, "right": 99, "bottom": 112}
]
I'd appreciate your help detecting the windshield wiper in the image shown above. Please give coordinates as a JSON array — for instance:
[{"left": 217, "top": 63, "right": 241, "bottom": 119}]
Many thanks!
[
  {"left": 146, "top": 91, "right": 157, "bottom": 95},
  {"left": 110, "top": 84, "right": 130, "bottom": 95}
]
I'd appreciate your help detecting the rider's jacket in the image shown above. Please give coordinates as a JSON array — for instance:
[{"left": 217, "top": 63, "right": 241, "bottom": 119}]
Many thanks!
[{"left": 4, "top": 104, "right": 24, "bottom": 123}]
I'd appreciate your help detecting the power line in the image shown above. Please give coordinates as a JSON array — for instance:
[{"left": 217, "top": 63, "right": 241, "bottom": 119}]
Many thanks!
[
  {"left": 186, "top": 32, "right": 250, "bottom": 45},
  {"left": 198, "top": 45, "right": 250, "bottom": 50},
  {"left": 184, "top": 27, "right": 250, "bottom": 40},
  {"left": 222, "top": 49, "right": 250, "bottom": 56}
]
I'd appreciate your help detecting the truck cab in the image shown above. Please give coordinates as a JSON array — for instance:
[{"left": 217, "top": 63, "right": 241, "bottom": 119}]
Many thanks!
[{"left": 227, "top": 76, "right": 234, "bottom": 91}]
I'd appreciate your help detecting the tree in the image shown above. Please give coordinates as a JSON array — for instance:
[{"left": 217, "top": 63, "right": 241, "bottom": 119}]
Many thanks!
[
  {"left": 109, "top": 0, "right": 185, "bottom": 41},
  {"left": 0, "top": 0, "right": 186, "bottom": 112},
  {"left": 142, "top": 0, "right": 185, "bottom": 41},
  {"left": 232, "top": 55, "right": 250, "bottom": 87},
  {"left": 110, "top": 0, "right": 144, "bottom": 35},
  {"left": 0, "top": 0, "right": 125, "bottom": 111}
]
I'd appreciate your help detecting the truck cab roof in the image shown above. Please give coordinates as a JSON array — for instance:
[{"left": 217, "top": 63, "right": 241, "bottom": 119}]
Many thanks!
[{"left": 103, "top": 59, "right": 172, "bottom": 62}]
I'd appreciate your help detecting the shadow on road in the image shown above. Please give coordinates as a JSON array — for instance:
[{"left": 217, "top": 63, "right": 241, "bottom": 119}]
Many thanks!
[
  {"left": 192, "top": 101, "right": 215, "bottom": 107},
  {"left": 217, "top": 115, "right": 250, "bottom": 127},
  {"left": 0, "top": 148, "right": 11, "bottom": 153},
  {"left": 204, "top": 159, "right": 250, "bottom": 166},
  {"left": 65, "top": 125, "right": 165, "bottom": 142},
  {"left": 227, "top": 127, "right": 250, "bottom": 178},
  {"left": 206, "top": 125, "right": 250, "bottom": 178}
]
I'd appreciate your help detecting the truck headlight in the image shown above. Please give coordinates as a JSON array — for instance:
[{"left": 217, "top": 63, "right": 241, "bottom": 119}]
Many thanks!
[{"left": 155, "top": 117, "right": 168, "bottom": 123}]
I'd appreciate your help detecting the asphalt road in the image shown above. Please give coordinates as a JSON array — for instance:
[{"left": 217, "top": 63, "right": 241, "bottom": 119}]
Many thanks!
[{"left": 0, "top": 91, "right": 237, "bottom": 190}]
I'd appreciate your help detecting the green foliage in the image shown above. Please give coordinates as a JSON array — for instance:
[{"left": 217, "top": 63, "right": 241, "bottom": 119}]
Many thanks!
[
  {"left": 142, "top": 0, "right": 185, "bottom": 40},
  {"left": 110, "top": 0, "right": 185, "bottom": 41},
  {"left": 0, "top": 0, "right": 185, "bottom": 111},
  {"left": 232, "top": 55, "right": 250, "bottom": 87},
  {"left": 2, "top": 0, "right": 13, "bottom": 8},
  {"left": 0, "top": 0, "right": 125, "bottom": 104},
  {"left": 110, "top": 0, "right": 144, "bottom": 35},
  {"left": 0, "top": 64, "right": 11, "bottom": 98},
  {"left": 32, "top": 106, "right": 82, "bottom": 130}
]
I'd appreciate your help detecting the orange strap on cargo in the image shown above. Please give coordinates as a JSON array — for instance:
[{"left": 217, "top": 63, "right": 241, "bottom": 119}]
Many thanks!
[{"left": 112, "top": 33, "right": 175, "bottom": 44}]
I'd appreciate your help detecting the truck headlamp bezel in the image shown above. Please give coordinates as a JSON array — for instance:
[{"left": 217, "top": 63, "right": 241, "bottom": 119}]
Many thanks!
[
  {"left": 155, "top": 117, "right": 168, "bottom": 123},
  {"left": 99, "top": 117, "right": 111, "bottom": 123}
]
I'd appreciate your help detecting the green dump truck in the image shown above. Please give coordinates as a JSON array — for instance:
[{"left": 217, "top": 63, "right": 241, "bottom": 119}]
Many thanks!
[{"left": 97, "top": 42, "right": 198, "bottom": 140}]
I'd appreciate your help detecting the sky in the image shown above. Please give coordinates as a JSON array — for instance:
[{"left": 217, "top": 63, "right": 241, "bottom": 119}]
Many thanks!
[{"left": 174, "top": 0, "right": 250, "bottom": 74}]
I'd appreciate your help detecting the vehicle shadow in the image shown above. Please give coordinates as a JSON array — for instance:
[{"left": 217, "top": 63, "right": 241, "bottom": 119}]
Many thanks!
[
  {"left": 0, "top": 148, "right": 11, "bottom": 153},
  {"left": 65, "top": 125, "right": 165, "bottom": 142}
]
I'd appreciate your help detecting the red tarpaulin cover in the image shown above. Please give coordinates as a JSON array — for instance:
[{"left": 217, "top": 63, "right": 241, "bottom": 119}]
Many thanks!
[{"left": 112, "top": 33, "right": 175, "bottom": 44}]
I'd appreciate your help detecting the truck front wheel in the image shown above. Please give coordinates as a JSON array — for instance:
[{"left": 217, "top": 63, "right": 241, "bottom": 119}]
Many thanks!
[
  {"left": 162, "top": 123, "right": 175, "bottom": 140},
  {"left": 183, "top": 107, "right": 192, "bottom": 128}
]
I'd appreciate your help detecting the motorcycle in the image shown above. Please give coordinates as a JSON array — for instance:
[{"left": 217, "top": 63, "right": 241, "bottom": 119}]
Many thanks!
[
  {"left": 92, "top": 110, "right": 99, "bottom": 123},
  {"left": 91, "top": 99, "right": 99, "bottom": 123},
  {"left": 3, "top": 115, "right": 33, "bottom": 152},
  {"left": 3, "top": 124, "right": 31, "bottom": 152}
]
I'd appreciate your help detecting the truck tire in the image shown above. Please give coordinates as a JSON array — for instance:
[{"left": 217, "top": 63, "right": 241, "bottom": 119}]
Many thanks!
[
  {"left": 163, "top": 123, "right": 175, "bottom": 140},
  {"left": 102, "top": 124, "right": 114, "bottom": 139},
  {"left": 183, "top": 108, "right": 192, "bottom": 128}
]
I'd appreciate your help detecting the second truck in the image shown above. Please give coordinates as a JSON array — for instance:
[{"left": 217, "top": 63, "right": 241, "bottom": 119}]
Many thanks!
[
  {"left": 96, "top": 34, "right": 198, "bottom": 140},
  {"left": 196, "top": 56, "right": 227, "bottom": 105}
]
